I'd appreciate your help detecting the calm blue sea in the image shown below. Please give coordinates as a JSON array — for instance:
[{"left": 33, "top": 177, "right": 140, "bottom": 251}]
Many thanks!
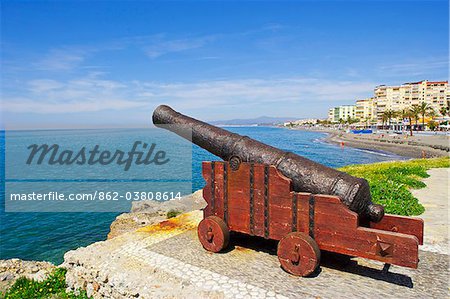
[{"left": 0, "top": 127, "right": 404, "bottom": 264}]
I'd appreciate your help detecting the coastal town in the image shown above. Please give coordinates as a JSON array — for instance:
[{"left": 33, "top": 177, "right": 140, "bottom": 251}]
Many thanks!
[
  {"left": 281, "top": 80, "right": 450, "bottom": 160},
  {"left": 285, "top": 80, "right": 450, "bottom": 132}
]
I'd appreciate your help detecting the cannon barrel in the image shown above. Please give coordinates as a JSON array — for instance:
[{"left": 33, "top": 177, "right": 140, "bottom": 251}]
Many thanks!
[{"left": 152, "top": 105, "right": 384, "bottom": 222}]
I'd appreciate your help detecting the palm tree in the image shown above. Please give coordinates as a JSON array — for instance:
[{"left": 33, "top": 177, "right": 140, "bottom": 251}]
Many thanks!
[
  {"left": 407, "top": 111, "right": 414, "bottom": 136},
  {"left": 440, "top": 106, "right": 449, "bottom": 117},
  {"left": 382, "top": 110, "right": 396, "bottom": 130},
  {"left": 410, "top": 104, "right": 421, "bottom": 131},
  {"left": 381, "top": 113, "right": 388, "bottom": 130},
  {"left": 397, "top": 109, "right": 407, "bottom": 132},
  {"left": 418, "top": 102, "right": 433, "bottom": 130},
  {"left": 427, "top": 109, "right": 437, "bottom": 118},
  {"left": 398, "top": 108, "right": 414, "bottom": 136},
  {"left": 364, "top": 117, "right": 370, "bottom": 128}
]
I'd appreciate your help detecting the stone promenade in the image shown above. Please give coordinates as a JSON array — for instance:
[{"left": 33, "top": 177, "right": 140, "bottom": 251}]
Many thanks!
[{"left": 63, "top": 207, "right": 449, "bottom": 298}]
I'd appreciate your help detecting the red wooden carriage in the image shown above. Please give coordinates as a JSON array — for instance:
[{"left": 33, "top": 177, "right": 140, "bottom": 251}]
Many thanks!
[{"left": 197, "top": 161, "right": 424, "bottom": 277}]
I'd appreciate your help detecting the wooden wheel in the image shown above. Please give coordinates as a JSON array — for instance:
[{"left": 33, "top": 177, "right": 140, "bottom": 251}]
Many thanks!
[
  {"left": 277, "top": 232, "right": 320, "bottom": 277},
  {"left": 197, "top": 216, "right": 230, "bottom": 252}
]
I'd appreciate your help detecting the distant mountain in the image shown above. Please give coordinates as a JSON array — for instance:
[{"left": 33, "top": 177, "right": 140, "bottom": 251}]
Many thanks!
[{"left": 209, "top": 116, "right": 296, "bottom": 126}]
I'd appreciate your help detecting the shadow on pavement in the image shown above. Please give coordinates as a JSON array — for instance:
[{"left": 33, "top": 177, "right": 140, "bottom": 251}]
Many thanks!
[{"left": 226, "top": 232, "right": 414, "bottom": 288}]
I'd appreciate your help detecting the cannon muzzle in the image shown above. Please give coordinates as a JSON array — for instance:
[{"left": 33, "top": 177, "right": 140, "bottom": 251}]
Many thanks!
[{"left": 153, "top": 105, "right": 384, "bottom": 222}]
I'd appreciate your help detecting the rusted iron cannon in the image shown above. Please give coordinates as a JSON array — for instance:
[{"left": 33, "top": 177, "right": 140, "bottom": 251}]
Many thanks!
[
  {"left": 153, "top": 105, "right": 423, "bottom": 277},
  {"left": 153, "top": 105, "right": 383, "bottom": 222}
]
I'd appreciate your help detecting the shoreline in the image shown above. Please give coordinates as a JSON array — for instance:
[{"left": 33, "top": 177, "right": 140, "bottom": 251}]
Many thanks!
[{"left": 290, "top": 126, "right": 449, "bottom": 159}]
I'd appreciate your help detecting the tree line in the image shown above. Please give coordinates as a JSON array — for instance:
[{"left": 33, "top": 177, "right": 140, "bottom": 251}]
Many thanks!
[{"left": 381, "top": 103, "right": 449, "bottom": 135}]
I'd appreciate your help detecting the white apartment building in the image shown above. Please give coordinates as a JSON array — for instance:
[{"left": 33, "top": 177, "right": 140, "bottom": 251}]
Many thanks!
[
  {"left": 328, "top": 105, "right": 356, "bottom": 123},
  {"left": 374, "top": 80, "right": 449, "bottom": 124},
  {"left": 327, "top": 80, "right": 448, "bottom": 127},
  {"left": 355, "top": 97, "right": 376, "bottom": 122},
  {"left": 328, "top": 108, "right": 334, "bottom": 123}
]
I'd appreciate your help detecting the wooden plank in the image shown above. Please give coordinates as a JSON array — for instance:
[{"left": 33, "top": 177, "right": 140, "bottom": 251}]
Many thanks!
[
  {"left": 269, "top": 222, "right": 292, "bottom": 240},
  {"left": 313, "top": 194, "right": 353, "bottom": 212},
  {"left": 312, "top": 193, "right": 419, "bottom": 268},
  {"left": 252, "top": 164, "right": 265, "bottom": 237},
  {"left": 227, "top": 208, "right": 251, "bottom": 233},
  {"left": 249, "top": 163, "right": 255, "bottom": 234},
  {"left": 314, "top": 211, "right": 359, "bottom": 230},
  {"left": 227, "top": 162, "right": 250, "bottom": 233},
  {"left": 223, "top": 162, "right": 228, "bottom": 224},
  {"left": 309, "top": 195, "right": 315, "bottom": 238},
  {"left": 295, "top": 193, "right": 311, "bottom": 235},
  {"left": 313, "top": 194, "right": 359, "bottom": 233},
  {"left": 202, "top": 161, "right": 213, "bottom": 218},
  {"left": 264, "top": 165, "right": 269, "bottom": 238},
  {"left": 269, "top": 205, "right": 292, "bottom": 224},
  {"left": 291, "top": 193, "right": 297, "bottom": 232},
  {"left": 268, "top": 166, "right": 292, "bottom": 208},
  {"left": 369, "top": 214, "right": 424, "bottom": 245},
  {"left": 316, "top": 226, "right": 418, "bottom": 257},
  {"left": 317, "top": 228, "right": 419, "bottom": 268},
  {"left": 213, "top": 162, "right": 225, "bottom": 219},
  {"left": 267, "top": 166, "right": 293, "bottom": 239}
]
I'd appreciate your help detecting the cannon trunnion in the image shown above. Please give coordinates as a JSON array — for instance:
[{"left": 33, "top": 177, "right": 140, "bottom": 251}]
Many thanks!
[{"left": 199, "top": 161, "right": 423, "bottom": 277}]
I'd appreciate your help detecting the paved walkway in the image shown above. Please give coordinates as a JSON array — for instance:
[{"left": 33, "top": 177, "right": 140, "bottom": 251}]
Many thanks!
[
  {"left": 64, "top": 203, "right": 449, "bottom": 298},
  {"left": 411, "top": 168, "right": 449, "bottom": 255}
]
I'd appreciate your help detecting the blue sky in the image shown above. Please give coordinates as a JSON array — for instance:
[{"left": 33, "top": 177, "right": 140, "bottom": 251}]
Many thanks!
[{"left": 1, "top": 1, "right": 448, "bottom": 129}]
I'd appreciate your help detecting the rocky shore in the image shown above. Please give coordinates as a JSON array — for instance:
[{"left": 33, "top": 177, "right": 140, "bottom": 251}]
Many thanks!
[
  {"left": 0, "top": 259, "right": 56, "bottom": 294},
  {"left": 108, "top": 190, "right": 206, "bottom": 239},
  {"left": 0, "top": 192, "right": 207, "bottom": 297}
]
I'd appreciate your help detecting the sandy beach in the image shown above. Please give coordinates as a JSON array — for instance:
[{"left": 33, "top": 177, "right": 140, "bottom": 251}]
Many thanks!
[{"left": 292, "top": 127, "right": 450, "bottom": 159}]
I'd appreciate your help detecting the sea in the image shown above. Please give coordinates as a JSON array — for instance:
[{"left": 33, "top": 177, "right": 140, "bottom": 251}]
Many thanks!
[{"left": 0, "top": 127, "right": 405, "bottom": 264}]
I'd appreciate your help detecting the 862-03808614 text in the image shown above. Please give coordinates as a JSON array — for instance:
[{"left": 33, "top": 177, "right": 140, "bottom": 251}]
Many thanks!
[{"left": 9, "top": 191, "right": 183, "bottom": 201}]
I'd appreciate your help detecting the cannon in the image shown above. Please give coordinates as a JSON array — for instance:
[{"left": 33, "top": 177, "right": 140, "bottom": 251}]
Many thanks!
[
  {"left": 153, "top": 105, "right": 423, "bottom": 276},
  {"left": 153, "top": 105, "right": 383, "bottom": 222}
]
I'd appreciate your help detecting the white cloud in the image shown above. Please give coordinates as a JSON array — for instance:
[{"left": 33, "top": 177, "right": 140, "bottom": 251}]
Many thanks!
[
  {"left": 30, "top": 34, "right": 216, "bottom": 73},
  {"left": 144, "top": 36, "right": 215, "bottom": 59},
  {"left": 379, "top": 58, "right": 448, "bottom": 75},
  {"left": 2, "top": 72, "right": 145, "bottom": 113},
  {"left": 34, "top": 48, "right": 89, "bottom": 71},
  {"left": 2, "top": 75, "right": 375, "bottom": 115},
  {"left": 3, "top": 97, "right": 145, "bottom": 114},
  {"left": 136, "top": 78, "right": 375, "bottom": 108},
  {"left": 28, "top": 79, "right": 64, "bottom": 93}
]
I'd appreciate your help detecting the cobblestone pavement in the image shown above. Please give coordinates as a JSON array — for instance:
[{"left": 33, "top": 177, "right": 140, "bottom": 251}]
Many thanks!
[{"left": 64, "top": 210, "right": 449, "bottom": 299}]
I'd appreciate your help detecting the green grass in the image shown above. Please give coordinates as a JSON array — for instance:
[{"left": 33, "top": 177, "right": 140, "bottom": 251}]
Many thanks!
[
  {"left": 166, "top": 209, "right": 182, "bottom": 219},
  {"left": 1, "top": 268, "right": 90, "bottom": 299},
  {"left": 338, "top": 157, "right": 449, "bottom": 216}
]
